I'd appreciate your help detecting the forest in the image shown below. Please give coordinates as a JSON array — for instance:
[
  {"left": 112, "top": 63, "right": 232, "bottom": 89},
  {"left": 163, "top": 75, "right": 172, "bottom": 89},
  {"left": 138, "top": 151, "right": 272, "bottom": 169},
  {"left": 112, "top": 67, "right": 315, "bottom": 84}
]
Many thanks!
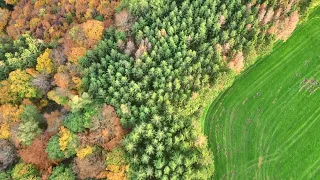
[{"left": 0, "top": 0, "right": 315, "bottom": 179}]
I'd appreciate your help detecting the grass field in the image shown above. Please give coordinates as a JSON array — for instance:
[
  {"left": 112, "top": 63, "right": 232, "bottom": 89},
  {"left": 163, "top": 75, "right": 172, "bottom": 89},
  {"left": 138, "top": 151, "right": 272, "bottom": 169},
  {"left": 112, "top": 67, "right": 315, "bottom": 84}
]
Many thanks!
[{"left": 203, "top": 8, "right": 320, "bottom": 179}]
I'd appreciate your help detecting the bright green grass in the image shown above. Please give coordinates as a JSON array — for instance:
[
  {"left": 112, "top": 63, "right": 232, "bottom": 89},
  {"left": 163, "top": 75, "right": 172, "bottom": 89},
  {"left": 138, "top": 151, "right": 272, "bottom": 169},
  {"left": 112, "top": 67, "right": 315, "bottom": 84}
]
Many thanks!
[{"left": 203, "top": 8, "right": 320, "bottom": 179}]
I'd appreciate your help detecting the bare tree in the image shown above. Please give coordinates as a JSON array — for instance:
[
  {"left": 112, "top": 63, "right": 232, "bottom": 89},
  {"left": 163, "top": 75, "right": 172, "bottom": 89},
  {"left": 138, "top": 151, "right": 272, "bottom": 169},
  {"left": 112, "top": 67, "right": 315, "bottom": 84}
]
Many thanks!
[{"left": 0, "top": 139, "right": 18, "bottom": 171}]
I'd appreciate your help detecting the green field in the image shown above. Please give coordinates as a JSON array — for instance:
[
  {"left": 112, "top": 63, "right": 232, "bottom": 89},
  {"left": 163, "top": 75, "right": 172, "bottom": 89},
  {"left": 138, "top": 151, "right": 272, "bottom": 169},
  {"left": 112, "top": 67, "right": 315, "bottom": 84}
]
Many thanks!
[{"left": 203, "top": 8, "right": 320, "bottom": 179}]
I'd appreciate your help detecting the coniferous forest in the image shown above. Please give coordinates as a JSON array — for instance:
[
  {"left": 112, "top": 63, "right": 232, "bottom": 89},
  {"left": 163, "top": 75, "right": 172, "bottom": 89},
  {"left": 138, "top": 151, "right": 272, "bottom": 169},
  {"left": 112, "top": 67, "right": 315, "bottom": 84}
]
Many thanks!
[{"left": 0, "top": 0, "right": 315, "bottom": 179}]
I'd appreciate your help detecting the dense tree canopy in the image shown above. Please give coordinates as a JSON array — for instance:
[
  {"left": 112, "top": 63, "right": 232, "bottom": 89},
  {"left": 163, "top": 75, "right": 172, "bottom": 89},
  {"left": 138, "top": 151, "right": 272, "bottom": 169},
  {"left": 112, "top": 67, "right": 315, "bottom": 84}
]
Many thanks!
[
  {"left": 49, "top": 164, "right": 76, "bottom": 180},
  {"left": 17, "top": 105, "right": 43, "bottom": 145},
  {"left": 0, "top": 0, "right": 312, "bottom": 179},
  {"left": 0, "top": 34, "right": 45, "bottom": 80},
  {"left": 78, "top": 0, "right": 309, "bottom": 179}
]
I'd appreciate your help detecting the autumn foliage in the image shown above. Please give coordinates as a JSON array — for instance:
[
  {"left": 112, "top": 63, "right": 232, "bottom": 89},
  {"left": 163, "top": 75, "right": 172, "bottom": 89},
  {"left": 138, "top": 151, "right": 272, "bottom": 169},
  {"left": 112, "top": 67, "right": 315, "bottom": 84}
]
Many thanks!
[
  {"left": 11, "top": 162, "right": 40, "bottom": 179},
  {"left": 0, "top": 0, "right": 125, "bottom": 179},
  {"left": 36, "top": 48, "right": 55, "bottom": 74},
  {"left": 0, "top": 8, "right": 10, "bottom": 31},
  {"left": 0, "top": 103, "right": 23, "bottom": 139},
  {"left": 18, "top": 133, "right": 55, "bottom": 171},
  {"left": 78, "top": 105, "right": 127, "bottom": 150},
  {"left": 63, "top": 20, "right": 104, "bottom": 62},
  {"left": 0, "top": 69, "right": 39, "bottom": 104},
  {"left": 44, "top": 111, "right": 63, "bottom": 134},
  {"left": 4, "top": 0, "right": 19, "bottom": 5},
  {"left": 7, "top": 0, "right": 119, "bottom": 42},
  {"left": 0, "top": 0, "right": 309, "bottom": 179},
  {"left": 46, "top": 126, "right": 79, "bottom": 160},
  {"left": 102, "top": 147, "right": 128, "bottom": 180},
  {"left": 73, "top": 149, "right": 106, "bottom": 179}
]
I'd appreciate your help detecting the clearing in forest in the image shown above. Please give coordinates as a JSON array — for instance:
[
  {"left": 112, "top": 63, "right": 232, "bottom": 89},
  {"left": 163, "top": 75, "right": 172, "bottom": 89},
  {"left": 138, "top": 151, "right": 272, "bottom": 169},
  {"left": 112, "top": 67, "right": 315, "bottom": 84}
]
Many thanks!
[{"left": 203, "top": 8, "right": 320, "bottom": 179}]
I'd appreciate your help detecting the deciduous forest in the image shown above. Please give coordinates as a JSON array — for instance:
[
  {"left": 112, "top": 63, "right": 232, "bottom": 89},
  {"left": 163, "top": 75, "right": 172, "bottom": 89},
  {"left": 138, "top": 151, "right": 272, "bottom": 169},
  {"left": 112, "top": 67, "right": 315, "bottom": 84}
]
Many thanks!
[{"left": 0, "top": 0, "right": 316, "bottom": 179}]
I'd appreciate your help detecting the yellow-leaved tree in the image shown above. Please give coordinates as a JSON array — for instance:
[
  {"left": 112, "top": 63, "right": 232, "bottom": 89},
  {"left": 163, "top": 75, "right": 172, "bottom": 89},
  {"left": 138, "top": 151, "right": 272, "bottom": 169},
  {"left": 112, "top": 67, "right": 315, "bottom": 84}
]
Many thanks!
[
  {"left": 76, "top": 146, "right": 94, "bottom": 159},
  {"left": 36, "top": 48, "right": 55, "bottom": 74},
  {"left": 0, "top": 69, "right": 39, "bottom": 104},
  {"left": 59, "top": 126, "right": 73, "bottom": 151},
  {"left": 0, "top": 104, "right": 24, "bottom": 138}
]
